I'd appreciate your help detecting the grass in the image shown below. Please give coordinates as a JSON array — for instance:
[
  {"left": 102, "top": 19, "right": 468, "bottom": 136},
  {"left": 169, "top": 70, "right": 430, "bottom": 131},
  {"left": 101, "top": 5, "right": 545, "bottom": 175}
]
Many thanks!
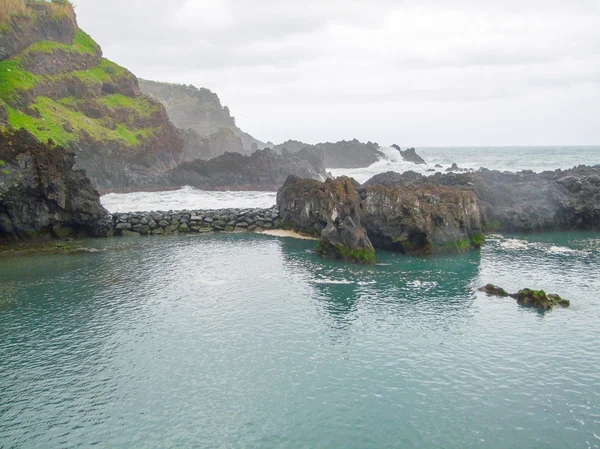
[
  {"left": 22, "top": 30, "right": 100, "bottom": 57},
  {"left": 6, "top": 96, "right": 159, "bottom": 146},
  {"left": 0, "top": 59, "right": 40, "bottom": 102}
]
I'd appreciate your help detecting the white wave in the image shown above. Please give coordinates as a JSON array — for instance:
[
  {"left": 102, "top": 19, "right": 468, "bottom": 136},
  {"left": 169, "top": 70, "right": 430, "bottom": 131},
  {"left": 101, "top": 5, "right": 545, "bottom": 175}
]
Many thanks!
[
  {"left": 101, "top": 186, "right": 277, "bottom": 213},
  {"left": 312, "top": 279, "right": 355, "bottom": 285}
]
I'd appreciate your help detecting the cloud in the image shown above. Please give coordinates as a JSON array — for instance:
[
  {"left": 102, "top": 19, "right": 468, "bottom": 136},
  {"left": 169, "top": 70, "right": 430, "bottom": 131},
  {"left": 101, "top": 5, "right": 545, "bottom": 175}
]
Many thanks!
[{"left": 72, "top": 0, "right": 600, "bottom": 145}]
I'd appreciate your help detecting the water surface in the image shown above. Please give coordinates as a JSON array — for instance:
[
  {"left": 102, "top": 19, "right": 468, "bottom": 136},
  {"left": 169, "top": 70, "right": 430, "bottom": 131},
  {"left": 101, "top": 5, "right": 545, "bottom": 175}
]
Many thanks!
[{"left": 1, "top": 232, "right": 599, "bottom": 448}]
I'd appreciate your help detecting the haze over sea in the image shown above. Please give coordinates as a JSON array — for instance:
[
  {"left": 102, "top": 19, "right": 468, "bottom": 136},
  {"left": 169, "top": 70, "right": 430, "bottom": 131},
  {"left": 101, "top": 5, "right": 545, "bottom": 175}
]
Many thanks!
[
  {"left": 101, "top": 146, "right": 600, "bottom": 213},
  {"left": 2, "top": 146, "right": 600, "bottom": 449}
]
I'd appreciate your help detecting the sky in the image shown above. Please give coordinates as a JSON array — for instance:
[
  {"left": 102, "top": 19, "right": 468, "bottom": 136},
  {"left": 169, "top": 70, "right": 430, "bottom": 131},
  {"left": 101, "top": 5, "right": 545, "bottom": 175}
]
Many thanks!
[{"left": 72, "top": 0, "right": 600, "bottom": 146}]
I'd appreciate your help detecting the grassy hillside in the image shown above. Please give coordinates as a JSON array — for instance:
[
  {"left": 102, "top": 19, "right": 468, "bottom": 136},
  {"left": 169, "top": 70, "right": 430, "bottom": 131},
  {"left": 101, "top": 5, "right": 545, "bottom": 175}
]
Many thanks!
[{"left": 0, "top": 1, "right": 184, "bottom": 188}]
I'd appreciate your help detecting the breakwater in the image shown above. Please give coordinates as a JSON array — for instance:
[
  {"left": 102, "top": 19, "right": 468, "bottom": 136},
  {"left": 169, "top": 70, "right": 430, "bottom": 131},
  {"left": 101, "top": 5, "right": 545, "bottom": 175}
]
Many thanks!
[{"left": 112, "top": 206, "right": 283, "bottom": 236}]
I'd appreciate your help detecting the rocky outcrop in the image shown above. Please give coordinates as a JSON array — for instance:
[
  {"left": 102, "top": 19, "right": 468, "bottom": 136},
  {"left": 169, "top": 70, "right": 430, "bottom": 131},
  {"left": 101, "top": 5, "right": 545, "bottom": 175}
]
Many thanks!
[
  {"left": 277, "top": 176, "right": 375, "bottom": 262},
  {"left": 275, "top": 139, "right": 384, "bottom": 168},
  {"left": 391, "top": 145, "right": 426, "bottom": 165},
  {"left": 277, "top": 174, "right": 481, "bottom": 257},
  {"left": 139, "top": 79, "right": 264, "bottom": 153},
  {"left": 0, "top": 129, "right": 112, "bottom": 240},
  {"left": 359, "top": 181, "right": 482, "bottom": 254},
  {"left": 479, "top": 285, "right": 570, "bottom": 311},
  {"left": 0, "top": 2, "right": 77, "bottom": 61},
  {"left": 170, "top": 146, "right": 327, "bottom": 191},
  {"left": 365, "top": 167, "right": 600, "bottom": 232}
]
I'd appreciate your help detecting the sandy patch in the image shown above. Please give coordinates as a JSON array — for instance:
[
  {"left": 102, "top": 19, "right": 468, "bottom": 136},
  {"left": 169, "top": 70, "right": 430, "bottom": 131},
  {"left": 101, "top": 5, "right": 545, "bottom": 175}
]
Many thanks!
[{"left": 261, "top": 229, "right": 318, "bottom": 240}]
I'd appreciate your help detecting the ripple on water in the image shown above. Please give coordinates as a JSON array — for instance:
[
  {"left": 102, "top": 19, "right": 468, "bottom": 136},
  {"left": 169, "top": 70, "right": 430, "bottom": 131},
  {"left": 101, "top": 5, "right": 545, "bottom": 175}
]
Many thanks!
[{"left": 0, "top": 232, "right": 599, "bottom": 448}]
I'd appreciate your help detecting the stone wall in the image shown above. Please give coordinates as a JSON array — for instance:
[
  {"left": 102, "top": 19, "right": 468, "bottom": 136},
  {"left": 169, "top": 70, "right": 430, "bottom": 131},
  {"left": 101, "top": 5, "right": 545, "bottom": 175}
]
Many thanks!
[{"left": 111, "top": 206, "right": 282, "bottom": 236}]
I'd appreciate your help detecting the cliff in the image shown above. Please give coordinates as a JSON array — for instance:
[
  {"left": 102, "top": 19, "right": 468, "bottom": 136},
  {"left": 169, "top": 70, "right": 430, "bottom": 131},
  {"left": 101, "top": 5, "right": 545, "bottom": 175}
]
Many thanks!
[
  {"left": 275, "top": 139, "right": 384, "bottom": 168},
  {"left": 0, "top": 0, "right": 186, "bottom": 190},
  {"left": 0, "top": 128, "right": 112, "bottom": 240},
  {"left": 138, "top": 79, "right": 265, "bottom": 154}
]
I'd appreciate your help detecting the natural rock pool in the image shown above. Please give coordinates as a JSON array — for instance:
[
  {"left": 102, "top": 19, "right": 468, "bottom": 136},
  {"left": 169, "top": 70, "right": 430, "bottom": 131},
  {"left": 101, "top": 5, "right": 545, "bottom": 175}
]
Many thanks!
[{"left": 1, "top": 232, "right": 599, "bottom": 448}]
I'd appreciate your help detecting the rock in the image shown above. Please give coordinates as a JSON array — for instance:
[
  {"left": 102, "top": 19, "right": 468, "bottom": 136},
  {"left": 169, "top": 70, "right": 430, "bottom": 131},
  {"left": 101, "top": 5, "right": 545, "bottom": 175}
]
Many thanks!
[
  {"left": 178, "top": 223, "right": 190, "bottom": 233},
  {"left": 512, "top": 288, "right": 570, "bottom": 310},
  {"left": 391, "top": 145, "right": 426, "bottom": 165},
  {"left": 170, "top": 146, "right": 327, "bottom": 191},
  {"left": 158, "top": 220, "right": 169, "bottom": 227},
  {"left": 151, "top": 228, "right": 165, "bottom": 235},
  {"left": 0, "top": 129, "right": 113, "bottom": 241},
  {"left": 164, "top": 225, "right": 178, "bottom": 233},
  {"left": 116, "top": 222, "right": 133, "bottom": 231},
  {"left": 317, "top": 216, "right": 376, "bottom": 264},
  {"left": 478, "top": 284, "right": 510, "bottom": 297}
]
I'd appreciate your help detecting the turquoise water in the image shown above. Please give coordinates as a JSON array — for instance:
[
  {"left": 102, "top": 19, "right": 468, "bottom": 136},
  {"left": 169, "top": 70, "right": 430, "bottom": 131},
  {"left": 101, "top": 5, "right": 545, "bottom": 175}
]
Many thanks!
[{"left": 1, "top": 233, "right": 600, "bottom": 448}]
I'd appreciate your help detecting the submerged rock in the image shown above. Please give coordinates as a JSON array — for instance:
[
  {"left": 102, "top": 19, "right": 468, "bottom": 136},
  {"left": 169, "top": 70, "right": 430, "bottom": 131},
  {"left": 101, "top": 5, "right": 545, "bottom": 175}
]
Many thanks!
[
  {"left": 478, "top": 285, "right": 570, "bottom": 310},
  {"left": 478, "top": 284, "right": 510, "bottom": 297},
  {"left": 512, "top": 289, "right": 570, "bottom": 310}
]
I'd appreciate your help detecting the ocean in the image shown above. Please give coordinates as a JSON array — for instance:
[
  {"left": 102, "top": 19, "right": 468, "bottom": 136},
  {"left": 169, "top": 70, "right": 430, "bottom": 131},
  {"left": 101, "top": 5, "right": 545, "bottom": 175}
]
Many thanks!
[
  {"left": 101, "top": 146, "right": 600, "bottom": 213},
  {"left": 1, "top": 146, "right": 600, "bottom": 448}
]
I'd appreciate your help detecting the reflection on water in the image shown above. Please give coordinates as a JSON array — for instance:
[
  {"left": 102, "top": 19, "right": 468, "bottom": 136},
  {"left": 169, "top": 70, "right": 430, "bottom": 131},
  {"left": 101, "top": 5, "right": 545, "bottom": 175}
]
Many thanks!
[{"left": 1, "top": 233, "right": 600, "bottom": 449}]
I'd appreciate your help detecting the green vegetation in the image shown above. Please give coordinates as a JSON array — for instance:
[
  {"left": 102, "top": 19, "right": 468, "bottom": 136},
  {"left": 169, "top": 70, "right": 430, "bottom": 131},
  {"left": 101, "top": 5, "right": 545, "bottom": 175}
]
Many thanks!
[
  {"left": 317, "top": 242, "right": 377, "bottom": 264},
  {"left": 6, "top": 96, "right": 159, "bottom": 146},
  {"left": 433, "top": 237, "right": 472, "bottom": 253},
  {"left": 22, "top": 30, "right": 100, "bottom": 57},
  {"left": 0, "top": 59, "right": 39, "bottom": 102},
  {"left": 472, "top": 233, "right": 485, "bottom": 247}
]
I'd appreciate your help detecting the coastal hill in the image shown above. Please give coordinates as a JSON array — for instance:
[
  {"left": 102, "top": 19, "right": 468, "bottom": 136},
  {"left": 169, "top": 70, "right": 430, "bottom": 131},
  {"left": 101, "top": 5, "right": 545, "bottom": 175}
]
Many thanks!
[
  {"left": 0, "top": 0, "right": 326, "bottom": 192},
  {"left": 0, "top": 0, "right": 188, "bottom": 189},
  {"left": 139, "top": 79, "right": 265, "bottom": 154}
]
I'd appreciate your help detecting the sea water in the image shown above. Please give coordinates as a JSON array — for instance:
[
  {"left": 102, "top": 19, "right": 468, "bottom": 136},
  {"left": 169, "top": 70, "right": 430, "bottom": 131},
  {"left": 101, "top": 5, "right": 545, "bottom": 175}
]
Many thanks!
[
  {"left": 1, "top": 232, "right": 599, "bottom": 448},
  {"left": 100, "top": 146, "right": 600, "bottom": 212}
]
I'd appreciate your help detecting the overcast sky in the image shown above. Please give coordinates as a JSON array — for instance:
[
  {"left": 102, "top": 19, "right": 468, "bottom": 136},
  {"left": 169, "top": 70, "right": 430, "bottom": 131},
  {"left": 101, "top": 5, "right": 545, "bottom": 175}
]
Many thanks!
[{"left": 72, "top": 0, "right": 599, "bottom": 146}]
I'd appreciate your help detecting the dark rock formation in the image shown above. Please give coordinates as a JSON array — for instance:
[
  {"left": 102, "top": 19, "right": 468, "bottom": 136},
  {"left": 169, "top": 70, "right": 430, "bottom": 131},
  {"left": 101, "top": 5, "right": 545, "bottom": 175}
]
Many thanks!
[
  {"left": 479, "top": 284, "right": 570, "bottom": 310},
  {"left": 391, "top": 145, "right": 426, "bottom": 165},
  {"left": 277, "top": 174, "right": 482, "bottom": 256},
  {"left": 180, "top": 127, "right": 245, "bottom": 162},
  {"left": 0, "top": 129, "right": 112, "bottom": 240},
  {"left": 277, "top": 176, "right": 375, "bottom": 262},
  {"left": 359, "top": 179, "right": 483, "bottom": 254},
  {"left": 363, "top": 167, "right": 600, "bottom": 232},
  {"left": 170, "top": 146, "right": 327, "bottom": 191},
  {"left": 318, "top": 216, "right": 376, "bottom": 264},
  {"left": 275, "top": 139, "right": 384, "bottom": 168}
]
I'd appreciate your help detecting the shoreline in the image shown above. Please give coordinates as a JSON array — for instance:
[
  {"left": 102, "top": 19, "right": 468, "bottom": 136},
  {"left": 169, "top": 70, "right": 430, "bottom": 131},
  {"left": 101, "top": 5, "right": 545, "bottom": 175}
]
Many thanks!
[{"left": 261, "top": 229, "right": 318, "bottom": 240}]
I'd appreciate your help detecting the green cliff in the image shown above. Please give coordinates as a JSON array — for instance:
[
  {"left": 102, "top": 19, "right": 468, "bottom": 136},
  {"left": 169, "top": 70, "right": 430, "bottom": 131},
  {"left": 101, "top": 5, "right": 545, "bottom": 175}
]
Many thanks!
[{"left": 0, "top": 0, "right": 185, "bottom": 190}]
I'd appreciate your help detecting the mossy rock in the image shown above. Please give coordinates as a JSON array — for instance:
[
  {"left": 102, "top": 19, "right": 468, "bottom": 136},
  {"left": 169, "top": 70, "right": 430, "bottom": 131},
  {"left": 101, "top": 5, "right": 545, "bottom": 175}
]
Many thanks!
[{"left": 478, "top": 284, "right": 509, "bottom": 297}]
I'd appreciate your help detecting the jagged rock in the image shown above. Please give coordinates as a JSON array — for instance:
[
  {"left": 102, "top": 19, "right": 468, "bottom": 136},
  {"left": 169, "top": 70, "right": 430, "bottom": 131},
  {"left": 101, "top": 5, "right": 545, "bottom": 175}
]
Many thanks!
[
  {"left": 391, "top": 145, "right": 426, "bottom": 165},
  {"left": 317, "top": 216, "right": 376, "bottom": 264},
  {"left": 171, "top": 147, "right": 326, "bottom": 191},
  {"left": 361, "top": 167, "right": 600, "bottom": 232},
  {"left": 277, "top": 174, "right": 482, "bottom": 256},
  {"left": 274, "top": 139, "right": 383, "bottom": 169},
  {"left": 0, "top": 129, "right": 112, "bottom": 241}
]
